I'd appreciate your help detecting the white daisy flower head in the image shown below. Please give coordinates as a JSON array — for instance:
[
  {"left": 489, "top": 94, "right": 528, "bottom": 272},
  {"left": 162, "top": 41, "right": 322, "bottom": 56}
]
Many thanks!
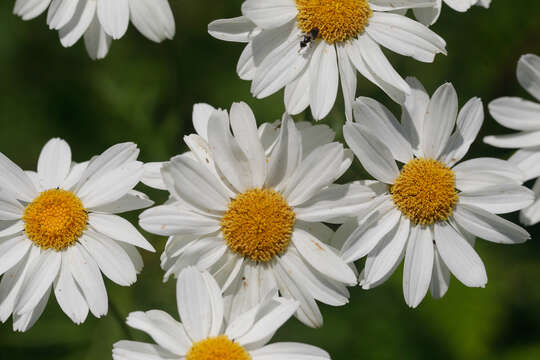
[
  {"left": 141, "top": 102, "right": 339, "bottom": 191},
  {"left": 140, "top": 101, "right": 377, "bottom": 328},
  {"left": 0, "top": 138, "right": 154, "bottom": 331},
  {"left": 13, "top": 0, "right": 175, "bottom": 60},
  {"left": 113, "top": 267, "right": 331, "bottom": 360},
  {"left": 340, "top": 77, "right": 533, "bottom": 308},
  {"left": 484, "top": 54, "right": 540, "bottom": 225},
  {"left": 208, "top": 0, "right": 447, "bottom": 121},
  {"left": 412, "top": 0, "right": 492, "bottom": 26}
]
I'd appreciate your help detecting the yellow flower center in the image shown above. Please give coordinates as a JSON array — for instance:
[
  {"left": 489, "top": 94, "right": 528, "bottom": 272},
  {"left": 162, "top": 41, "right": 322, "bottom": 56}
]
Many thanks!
[
  {"left": 186, "top": 335, "right": 251, "bottom": 360},
  {"left": 391, "top": 158, "right": 459, "bottom": 226},
  {"left": 23, "top": 189, "right": 88, "bottom": 251},
  {"left": 221, "top": 188, "right": 296, "bottom": 263},
  {"left": 295, "top": 0, "right": 372, "bottom": 43}
]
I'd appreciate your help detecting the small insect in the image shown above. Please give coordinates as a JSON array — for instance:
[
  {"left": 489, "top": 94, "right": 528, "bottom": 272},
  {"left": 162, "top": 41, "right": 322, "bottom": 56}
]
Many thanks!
[{"left": 299, "top": 28, "right": 319, "bottom": 50}]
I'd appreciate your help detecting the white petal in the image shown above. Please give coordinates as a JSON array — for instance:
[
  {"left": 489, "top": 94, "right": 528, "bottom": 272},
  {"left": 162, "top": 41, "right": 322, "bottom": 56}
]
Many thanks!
[
  {"left": 78, "top": 161, "right": 143, "bottom": 209},
  {"left": 341, "top": 200, "right": 400, "bottom": 262},
  {"left": 295, "top": 182, "right": 378, "bottom": 223},
  {"left": 251, "top": 342, "right": 330, "bottom": 360},
  {"left": 207, "top": 109, "right": 252, "bottom": 192},
  {"left": 91, "top": 190, "right": 153, "bottom": 214},
  {"left": 369, "top": 0, "right": 437, "bottom": 11},
  {"left": 14, "top": 0, "right": 52, "bottom": 20},
  {"left": 0, "top": 246, "right": 39, "bottom": 323},
  {"left": 13, "top": 287, "right": 50, "bottom": 332},
  {"left": 54, "top": 255, "right": 89, "bottom": 324},
  {"left": 272, "top": 262, "right": 323, "bottom": 328},
  {"left": 75, "top": 142, "right": 139, "bottom": 193},
  {"left": 337, "top": 43, "right": 357, "bottom": 122},
  {"left": 292, "top": 228, "right": 356, "bottom": 284},
  {"left": 192, "top": 103, "right": 216, "bottom": 140},
  {"left": 59, "top": 0, "right": 96, "bottom": 48},
  {"left": 520, "top": 178, "right": 540, "bottom": 225},
  {"left": 435, "top": 222, "right": 487, "bottom": 288},
  {"left": 236, "top": 297, "right": 298, "bottom": 347},
  {"left": 401, "top": 76, "right": 429, "bottom": 155},
  {"left": 0, "top": 235, "right": 31, "bottom": 276},
  {"left": 453, "top": 204, "right": 530, "bottom": 244},
  {"left": 0, "top": 190, "right": 24, "bottom": 221},
  {"left": 113, "top": 340, "right": 178, "bottom": 360},
  {"left": 453, "top": 158, "right": 523, "bottom": 192},
  {"left": 343, "top": 122, "right": 399, "bottom": 184},
  {"left": 80, "top": 232, "right": 137, "bottom": 286},
  {"left": 230, "top": 102, "right": 267, "bottom": 188},
  {"left": 251, "top": 27, "right": 310, "bottom": 99},
  {"left": 97, "top": 0, "right": 129, "bottom": 39},
  {"left": 352, "top": 96, "right": 413, "bottom": 163},
  {"left": 422, "top": 82, "right": 458, "bottom": 159},
  {"left": 126, "top": 311, "right": 190, "bottom": 355},
  {"left": 403, "top": 225, "right": 433, "bottom": 308},
  {"left": 440, "top": 97, "right": 484, "bottom": 167},
  {"left": 208, "top": 16, "right": 256, "bottom": 43},
  {"left": 139, "top": 205, "right": 220, "bottom": 236},
  {"left": 84, "top": 14, "right": 112, "bottom": 60},
  {"left": 163, "top": 155, "right": 230, "bottom": 213},
  {"left": 458, "top": 185, "right": 534, "bottom": 214},
  {"left": 265, "top": 115, "right": 303, "bottom": 191},
  {"left": 0, "top": 153, "right": 38, "bottom": 202},
  {"left": 362, "top": 216, "right": 409, "bottom": 288},
  {"left": 309, "top": 41, "right": 339, "bottom": 120},
  {"left": 241, "top": 0, "right": 297, "bottom": 29},
  {"left": 47, "top": 0, "right": 80, "bottom": 30},
  {"left": 284, "top": 66, "right": 310, "bottom": 115},
  {"left": 366, "top": 12, "right": 446, "bottom": 62},
  {"left": 89, "top": 213, "right": 154, "bottom": 252},
  {"left": 430, "top": 248, "right": 450, "bottom": 299},
  {"left": 37, "top": 138, "right": 72, "bottom": 190},
  {"left": 278, "top": 249, "right": 349, "bottom": 306},
  {"left": 488, "top": 97, "right": 540, "bottom": 131},
  {"left": 129, "top": 0, "right": 175, "bottom": 42},
  {"left": 16, "top": 250, "right": 61, "bottom": 315},
  {"left": 284, "top": 142, "right": 345, "bottom": 206},
  {"left": 177, "top": 267, "right": 214, "bottom": 341},
  {"left": 67, "top": 244, "right": 108, "bottom": 317},
  {"left": 517, "top": 53, "right": 540, "bottom": 101},
  {"left": 347, "top": 35, "right": 410, "bottom": 104},
  {"left": 141, "top": 162, "right": 167, "bottom": 190},
  {"left": 483, "top": 130, "right": 540, "bottom": 149}
]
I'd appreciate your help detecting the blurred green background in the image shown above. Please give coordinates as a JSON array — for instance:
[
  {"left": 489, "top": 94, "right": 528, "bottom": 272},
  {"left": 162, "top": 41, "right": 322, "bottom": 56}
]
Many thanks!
[{"left": 1, "top": 0, "right": 540, "bottom": 359}]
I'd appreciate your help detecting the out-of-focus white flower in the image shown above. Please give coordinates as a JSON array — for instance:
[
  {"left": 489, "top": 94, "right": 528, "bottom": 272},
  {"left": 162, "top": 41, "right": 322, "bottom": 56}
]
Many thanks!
[{"left": 13, "top": 0, "right": 175, "bottom": 59}]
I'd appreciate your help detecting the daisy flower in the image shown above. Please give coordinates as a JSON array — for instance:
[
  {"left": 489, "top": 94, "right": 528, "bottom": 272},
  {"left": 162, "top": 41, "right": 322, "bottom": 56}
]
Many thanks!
[
  {"left": 208, "top": 0, "right": 446, "bottom": 121},
  {"left": 13, "top": 0, "right": 175, "bottom": 60},
  {"left": 484, "top": 54, "right": 540, "bottom": 225},
  {"left": 0, "top": 139, "right": 154, "bottom": 331},
  {"left": 113, "top": 267, "right": 331, "bottom": 360},
  {"left": 140, "top": 102, "right": 375, "bottom": 328},
  {"left": 413, "top": 0, "right": 491, "bottom": 26},
  {"left": 340, "top": 78, "right": 533, "bottom": 308}
]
